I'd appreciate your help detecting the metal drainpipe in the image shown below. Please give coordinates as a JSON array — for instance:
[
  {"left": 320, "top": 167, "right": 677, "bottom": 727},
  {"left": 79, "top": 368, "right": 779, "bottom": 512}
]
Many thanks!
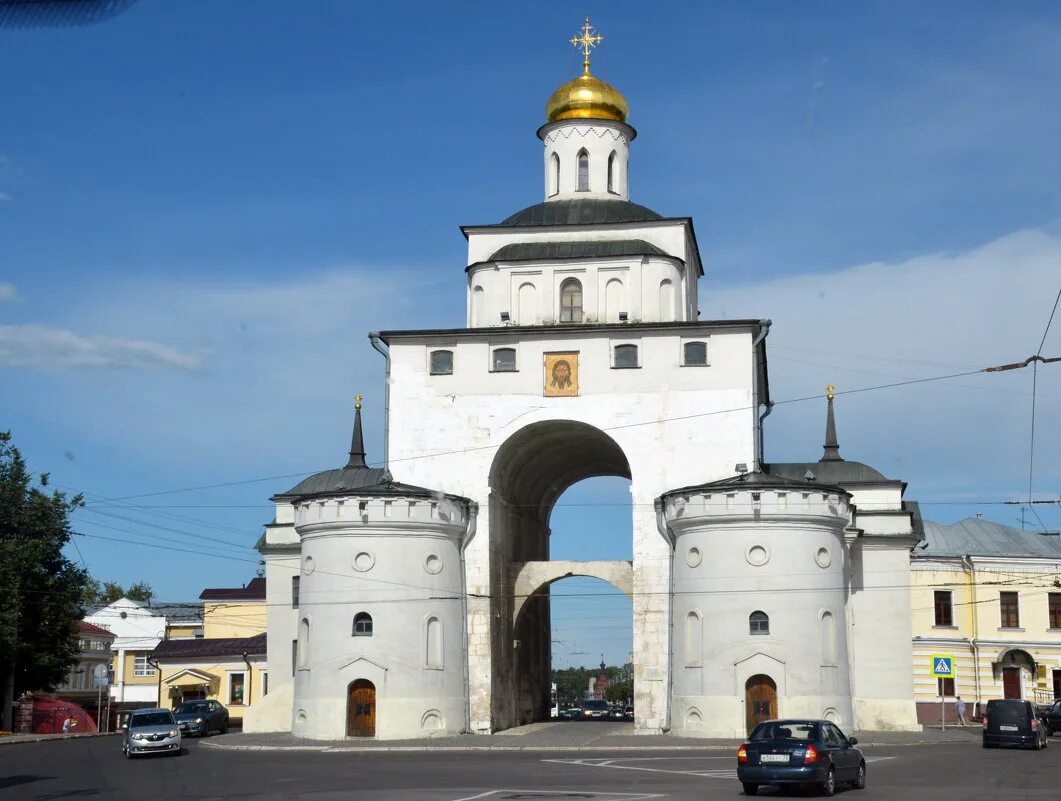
[
  {"left": 459, "top": 504, "right": 479, "bottom": 734},
  {"left": 752, "top": 321, "right": 772, "bottom": 471},
  {"left": 368, "top": 333, "right": 390, "bottom": 470},
  {"left": 961, "top": 556, "right": 982, "bottom": 715},
  {"left": 243, "top": 651, "right": 252, "bottom": 712}
]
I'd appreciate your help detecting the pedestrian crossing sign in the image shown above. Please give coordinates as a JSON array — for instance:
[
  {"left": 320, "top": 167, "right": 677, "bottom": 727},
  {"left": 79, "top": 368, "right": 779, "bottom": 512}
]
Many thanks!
[{"left": 931, "top": 654, "right": 955, "bottom": 678}]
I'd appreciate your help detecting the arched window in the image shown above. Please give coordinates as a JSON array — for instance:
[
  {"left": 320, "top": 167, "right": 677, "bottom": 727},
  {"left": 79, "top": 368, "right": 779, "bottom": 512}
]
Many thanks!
[
  {"left": 426, "top": 617, "right": 443, "bottom": 669},
  {"left": 297, "top": 617, "right": 309, "bottom": 667},
  {"left": 491, "top": 347, "right": 517, "bottom": 372},
  {"left": 353, "top": 612, "right": 373, "bottom": 637},
  {"left": 659, "top": 278, "right": 675, "bottom": 319},
  {"left": 472, "top": 285, "right": 484, "bottom": 326},
  {"left": 684, "top": 610, "right": 703, "bottom": 666},
  {"left": 750, "top": 610, "right": 770, "bottom": 635},
  {"left": 683, "top": 341, "right": 707, "bottom": 366},
  {"left": 576, "top": 149, "right": 589, "bottom": 192},
  {"left": 607, "top": 150, "right": 617, "bottom": 193},
  {"left": 559, "top": 278, "right": 583, "bottom": 323},
  {"left": 550, "top": 152, "right": 560, "bottom": 196},
  {"left": 821, "top": 611, "right": 837, "bottom": 665},
  {"left": 613, "top": 343, "right": 638, "bottom": 369},
  {"left": 429, "top": 350, "right": 453, "bottom": 375}
]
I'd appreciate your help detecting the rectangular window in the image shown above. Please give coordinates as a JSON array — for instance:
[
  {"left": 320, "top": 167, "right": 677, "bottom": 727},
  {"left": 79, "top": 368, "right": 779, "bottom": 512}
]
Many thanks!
[
  {"left": 262, "top": 671, "right": 269, "bottom": 697},
  {"left": 1000, "top": 591, "right": 1020, "bottom": 628},
  {"left": 934, "top": 590, "right": 953, "bottom": 627},
  {"left": 229, "top": 672, "right": 245, "bottom": 705},
  {"left": 682, "top": 340, "right": 708, "bottom": 366},
  {"left": 429, "top": 349, "right": 454, "bottom": 375},
  {"left": 1050, "top": 593, "right": 1061, "bottom": 629},
  {"left": 937, "top": 677, "right": 955, "bottom": 697},
  {"left": 491, "top": 347, "right": 517, "bottom": 372},
  {"left": 291, "top": 575, "right": 300, "bottom": 608},
  {"left": 133, "top": 655, "right": 155, "bottom": 677},
  {"left": 613, "top": 343, "right": 639, "bottom": 369},
  {"left": 292, "top": 639, "right": 297, "bottom": 677}
]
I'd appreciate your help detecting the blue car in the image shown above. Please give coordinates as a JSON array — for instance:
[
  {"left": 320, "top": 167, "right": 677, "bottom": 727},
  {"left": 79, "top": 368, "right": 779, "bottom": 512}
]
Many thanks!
[{"left": 737, "top": 719, "right": 866, "bottom": 797}]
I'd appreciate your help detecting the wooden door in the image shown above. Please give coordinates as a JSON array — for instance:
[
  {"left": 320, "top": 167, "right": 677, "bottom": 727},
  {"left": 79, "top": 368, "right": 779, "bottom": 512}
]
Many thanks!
[
  {"left": 346, "top": 679, "right": 376, "bottom": 737},
  {"left": 745, "top": 674, "right": 777, "bottom": 734},
  {"left": 1002, "top": 668, "right": 1022, "bottom": 700}
]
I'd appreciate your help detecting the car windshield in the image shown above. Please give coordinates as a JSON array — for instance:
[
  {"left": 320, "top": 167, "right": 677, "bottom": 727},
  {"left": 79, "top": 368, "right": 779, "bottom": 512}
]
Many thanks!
[
  {"left": 987, "top": 702, "right": 1028, "bottom": 722},
  {"left": 130, "top": 712, "right": 174, "bottom": 727},
  {"left": 584, "top": 700, "right": 609, "bottom": 710},
  {"left": 177, "top": 702, "right": 209, "bottom": 713},
  {"left": 750, "top": 721, "right": 818, "bottom": 741}
]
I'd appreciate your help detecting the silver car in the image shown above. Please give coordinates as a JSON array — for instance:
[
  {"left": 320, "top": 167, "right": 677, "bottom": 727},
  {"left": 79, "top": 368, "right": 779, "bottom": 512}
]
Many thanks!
[{"left": 122, "top": 708, "right": 182, "bottom": 758}]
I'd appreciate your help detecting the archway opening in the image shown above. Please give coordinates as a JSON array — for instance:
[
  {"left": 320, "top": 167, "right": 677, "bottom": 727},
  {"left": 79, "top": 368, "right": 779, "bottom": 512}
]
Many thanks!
[{"left": 489, "top": 420, "right": 631, "bottom": 729}]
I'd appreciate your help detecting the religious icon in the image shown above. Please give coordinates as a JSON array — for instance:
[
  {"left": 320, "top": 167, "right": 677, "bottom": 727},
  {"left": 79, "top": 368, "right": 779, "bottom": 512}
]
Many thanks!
[{"left": 544, "top": 352, "right": 579, "bottom": 397}]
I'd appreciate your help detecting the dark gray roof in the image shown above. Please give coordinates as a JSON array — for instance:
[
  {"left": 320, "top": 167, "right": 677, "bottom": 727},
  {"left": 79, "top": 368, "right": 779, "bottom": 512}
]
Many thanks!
[
  {"left": 487, "top": 239, "right": 670, "bottom": 263},
  {"left": 662, "top": 470, "right": 850, "bottom": 499},
  {"left": 149, "top": 603, "right": 203, "bottom": 624},
  {"left": 766, "top": 461, "right": 892, "bottom": 484},
  {"left": 273, "top": 466, "right": 444, "bottom": 502},
  {"left": 916, "top": 518, "right": 1061, "bottom": 559},
  {"left": 495, "top": 198, "right": 665, "bottom": 227},
  {"left": 199, "top": 578, "right": 265, "bottom": 602},
  {"left": 151, "top": 633, "right": 266, "bottom": 660}
]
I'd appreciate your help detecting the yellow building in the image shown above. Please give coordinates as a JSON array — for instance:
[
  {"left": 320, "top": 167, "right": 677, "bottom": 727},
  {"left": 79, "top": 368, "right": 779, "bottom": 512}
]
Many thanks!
[
  {"left": 911, "top": 517, "right": 1061, "bottom": 723},
  {"left": 150, "top": 578, "right": 268, "bottom": 723}
]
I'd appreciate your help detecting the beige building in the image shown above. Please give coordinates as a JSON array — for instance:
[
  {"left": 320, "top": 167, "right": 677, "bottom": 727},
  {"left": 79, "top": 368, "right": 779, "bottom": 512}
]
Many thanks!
[{"left": 911, "top": 517, "right": 1061, "bottom": 723}]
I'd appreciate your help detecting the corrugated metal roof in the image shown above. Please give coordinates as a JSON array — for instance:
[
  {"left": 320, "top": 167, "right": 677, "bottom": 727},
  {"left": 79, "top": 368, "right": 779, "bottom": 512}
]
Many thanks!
[
  {"left": 917, "top": 518, "right": 1061, "bottom": 558},
  {"left": 496, "top": 198, "right": 665, "bottom": 227},
  {"left": 151, "top": 633, "right": 266, "bottom": 660},
  {"left": 488, "top": 239, "right": 670, "bottom": 263}
]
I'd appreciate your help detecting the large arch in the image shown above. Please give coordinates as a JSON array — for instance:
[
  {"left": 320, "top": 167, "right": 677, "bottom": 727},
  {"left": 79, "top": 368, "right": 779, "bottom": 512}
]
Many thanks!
[{"left": 487, "top": 419, "right": 632, "bottom": 728}]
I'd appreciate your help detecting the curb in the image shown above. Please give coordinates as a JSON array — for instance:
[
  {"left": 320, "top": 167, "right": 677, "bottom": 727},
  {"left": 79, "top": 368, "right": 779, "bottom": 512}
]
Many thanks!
[{"left": 0, "top": 732, "right": 116, "bottom": 746}]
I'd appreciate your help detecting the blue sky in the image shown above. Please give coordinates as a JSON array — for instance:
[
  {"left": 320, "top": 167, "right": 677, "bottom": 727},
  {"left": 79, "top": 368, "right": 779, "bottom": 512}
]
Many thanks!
[{"left": 2, "top": 2, "right": 1059, "bottom": 668}]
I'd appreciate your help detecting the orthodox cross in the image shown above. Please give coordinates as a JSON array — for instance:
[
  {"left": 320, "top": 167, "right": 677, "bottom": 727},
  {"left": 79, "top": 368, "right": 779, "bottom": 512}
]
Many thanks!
[
  {"left": 355, "top": 394, "right": 362, "bottom": 410},
  {"left": 570, "top": 17, "right": 603, "bottom": 73},
  {"left": 826, "top": 384, "right": 835, "bottom": 401}
]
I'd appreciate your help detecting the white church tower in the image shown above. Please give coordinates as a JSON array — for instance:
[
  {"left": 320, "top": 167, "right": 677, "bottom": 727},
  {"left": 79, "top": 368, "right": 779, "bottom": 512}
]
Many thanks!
[{"left": 248, "top": 19, "right": 922, "bottom": 740}]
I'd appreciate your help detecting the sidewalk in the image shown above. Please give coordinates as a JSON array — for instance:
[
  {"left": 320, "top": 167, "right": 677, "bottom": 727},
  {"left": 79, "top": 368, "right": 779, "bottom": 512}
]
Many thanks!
[
  {"left": 199, "top": 722, "right": 982, "bottom": 752},
  {"left": 0, "top": 732, "right": 114, "bottom": 746}
]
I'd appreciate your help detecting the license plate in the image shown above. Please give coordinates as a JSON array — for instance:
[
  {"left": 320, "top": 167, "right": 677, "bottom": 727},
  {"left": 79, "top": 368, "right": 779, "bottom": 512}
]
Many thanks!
[
  {"left": 761, "top": 754, "right": 790, "bottom": 763},
  {"left": 999, "top": 725, "right": 1019, "bottom": 731}
]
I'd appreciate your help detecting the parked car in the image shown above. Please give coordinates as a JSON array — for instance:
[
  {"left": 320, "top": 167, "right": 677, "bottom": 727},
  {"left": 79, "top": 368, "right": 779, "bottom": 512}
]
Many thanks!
[
  {"left": 122, "top": 708, "right": 181, "bottom": 758},
  {"left": 623, "top": 706, "right": 634, "bottom": 721},
  {"left": 737, "top": 719, "right": 865, "bottom": 797},
  {"left": 581, "top": 699, "right": 611, "bottom": 719},
  {"left": 1043, "top": 699, "right": 1061, "bottom": 736},
  {"left": 982, "top": 699, "right": 1048, "bottom": 750},
  {"left": 173, "top": 699, "right": 229, "bottom": 737},
  {"left": 610, "top": 705, "right": 625, "bottom": 719}
]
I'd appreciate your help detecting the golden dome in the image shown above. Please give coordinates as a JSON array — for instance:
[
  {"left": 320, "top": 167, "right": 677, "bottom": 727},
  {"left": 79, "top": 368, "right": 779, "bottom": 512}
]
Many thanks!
[{"left": 545, "top": 70, "right": 629, "bottom": 124}]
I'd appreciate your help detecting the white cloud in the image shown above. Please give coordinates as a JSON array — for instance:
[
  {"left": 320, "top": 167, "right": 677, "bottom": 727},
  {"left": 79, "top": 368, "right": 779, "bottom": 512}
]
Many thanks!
[
  {"left": 0, "top": 282, "right": 15, "bottom": 302},
  {"left": 0, "top": 324, "right": 202, "bottom": 371}
]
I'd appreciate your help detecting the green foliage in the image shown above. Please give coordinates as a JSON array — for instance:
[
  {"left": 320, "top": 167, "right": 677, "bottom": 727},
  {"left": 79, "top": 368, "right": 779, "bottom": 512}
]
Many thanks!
[
  {"left": 605, "top": 679, "right": 633, "bottom": 703},
  {"left": 83, "top": 577, "right": 154, "bottom": 605},
  {"left": 0, "top": 431, "right": 91, "bottom": 699}
]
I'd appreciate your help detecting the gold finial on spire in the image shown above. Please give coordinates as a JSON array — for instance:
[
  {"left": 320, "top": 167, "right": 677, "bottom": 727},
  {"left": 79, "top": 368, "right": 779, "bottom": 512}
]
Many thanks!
[
  {"left": 570, "top": 16, "right": 603, "bottom": 75},
  {"left": 826, "top": 384, "right": 835, "bottom": 401},
  {"left": 354, "top": 394, "right": 362, "bottom": 410}
]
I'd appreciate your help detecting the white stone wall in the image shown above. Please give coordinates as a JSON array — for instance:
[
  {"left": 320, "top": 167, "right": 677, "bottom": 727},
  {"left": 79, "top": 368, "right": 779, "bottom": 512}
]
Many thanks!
[
  {"left": 663, "top": 487, "right": 855, "bottom": 737},
  {"left": 540, "top": 120, "right": 632, "bottom": 201},
  {"left": 290, "top": 495, "right": 472, "bottom": 740}
]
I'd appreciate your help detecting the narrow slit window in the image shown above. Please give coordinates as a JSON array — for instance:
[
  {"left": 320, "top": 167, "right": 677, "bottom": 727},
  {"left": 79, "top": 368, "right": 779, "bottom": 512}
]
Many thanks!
[
  {"left": 607, "top": 150, "right": 617, "bottom": 193},
  {"left": 550, "top": 152, "right": 560, "bottom": 196},
  {"left": 491, "top": 347, "right": 517, "bottom": 372},
  {"left": 577, "top": 149, "right": 589, "bottom": 191},
  {"left": 430, "top": 350, "right": 453, "bottom": 375}
]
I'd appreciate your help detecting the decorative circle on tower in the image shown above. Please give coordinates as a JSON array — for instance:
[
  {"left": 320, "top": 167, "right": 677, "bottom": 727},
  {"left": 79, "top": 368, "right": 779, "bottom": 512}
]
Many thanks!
[
  {"left": 424, "top": 555, "right": 443, "bottom": 575},
  {"left": 353, "top": 552, "right": 375, "bottom": 573},
  {"left": 686, "top": 547, "right": 702, "bottom": 568},
  {"left": 746, "top": 545, "right": 770, "bottom": 567},
  {"left": 303, "top": 555, "right": 316, "bottom": 575},
  {"left": 815, "top": 547, "right": 832, "bottom": 569}
]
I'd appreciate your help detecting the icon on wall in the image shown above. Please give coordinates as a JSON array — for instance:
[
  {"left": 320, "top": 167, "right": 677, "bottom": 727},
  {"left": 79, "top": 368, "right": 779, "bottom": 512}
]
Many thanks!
[{"left": 544, "top": 352, "right": 579, "bottom": 397}]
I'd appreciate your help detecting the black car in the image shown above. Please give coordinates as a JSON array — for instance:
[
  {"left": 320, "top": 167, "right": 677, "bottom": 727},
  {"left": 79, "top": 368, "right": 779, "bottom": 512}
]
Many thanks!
[
  {"left": 1043, "top": 700, "right": 1061, "bottom": 736},
  {"left": 737, "top": 719, "right": 865, "bottom": 797},
  {"left": 982, "top": 699, "right": 1048, "bottom": 749},
  {"left": 581, "top": 699, "right": 611, "bottom": 719},
  {"left": 172, "top": 700, "right": 230, "bottom": 737}
]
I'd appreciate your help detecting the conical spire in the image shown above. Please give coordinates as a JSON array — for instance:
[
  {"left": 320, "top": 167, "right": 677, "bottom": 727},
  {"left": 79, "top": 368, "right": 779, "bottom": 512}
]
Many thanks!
[
  {"left": 346, "top": 395, "right": 367, "bottom": 469},
  {"left": 821, "top": 384, "right": 843, "bottom": 462}
]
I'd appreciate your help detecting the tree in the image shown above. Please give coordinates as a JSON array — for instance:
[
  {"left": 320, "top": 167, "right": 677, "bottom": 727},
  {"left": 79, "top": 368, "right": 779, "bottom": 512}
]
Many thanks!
[
  {"left": 82, "top": 577, "right": 154, "bottom": 605},
  {"left": 0, "top": 431, "right": 90, "bottom": 730},
  {"left": 605, "top": 679, "right": 633, "bottom": 704}
]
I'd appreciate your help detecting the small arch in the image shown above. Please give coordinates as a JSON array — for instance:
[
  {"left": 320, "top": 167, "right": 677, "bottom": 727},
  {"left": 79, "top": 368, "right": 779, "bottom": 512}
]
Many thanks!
[
  {"left": 297, "top": 617, "right": 309, "bottom": 668},
  {"left": 659, "top": 278, "right": 675, "bottom": 319},
  {"left": 745, "top": 674, "right": 777, "bottom": 734},
  {"left": 684, "top": 610, "right": 703, "bottom": 667},
  {"left": 425, "top": 616, "right": 443, "bottom": 669},
  {"left": 550, "top": 152, "right": 560, "bottom": 196},
  {"left": 472, "top": 285, "right": 485, "bottom": 326},
  {"left": 750, "top": 610, "right": 770, "bottom": 635},
  {"left": 559, "top": 278, "right": 583, "bottom": 323},
  {"left": 421, "top": 709, "right": 443, "bottom": 730},
  {"left": 604, "top": 278, "right": 624, "bottom": 322},
  {"left": 346, "top": 679, "right": 376, "bottom": 737},
  {"left": 576, "top": 148, "right": 589, "bottom": 192},
  {"left": 820, "top": 610, "right": 837, "bottom": 665},
  {"left": 685, "top": 708, "right": 704, "bottom": 727},
  {"left": 353, "top": 612, "right": 373, "bottom": 637},
  {"left": 517, "top": 282, "right": 538, "bottom": 325},
  {"left": 607, "top": 150, "right": 617, "bottom": 193}
]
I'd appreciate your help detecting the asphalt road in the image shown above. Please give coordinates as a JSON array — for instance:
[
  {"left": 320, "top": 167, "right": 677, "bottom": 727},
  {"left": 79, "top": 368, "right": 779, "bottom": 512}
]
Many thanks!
[{"left": 1, "top": 732, "right": 1059, "bottom": 800}]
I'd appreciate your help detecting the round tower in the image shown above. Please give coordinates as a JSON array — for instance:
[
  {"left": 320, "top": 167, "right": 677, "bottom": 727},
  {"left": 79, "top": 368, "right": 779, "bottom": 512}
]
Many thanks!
[{"left": 276, "top": 400, "right": 476, "bottom": 740}]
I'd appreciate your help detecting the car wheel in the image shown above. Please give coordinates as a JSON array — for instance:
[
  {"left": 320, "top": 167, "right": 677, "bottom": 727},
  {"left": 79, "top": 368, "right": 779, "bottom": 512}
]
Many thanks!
[
  {"left": 221, "top": 722, "right": 228, "bottom": 734},
  {"left": 1033, "top": 736, "right": 1042, "bottom": 751},
  {"left": 852, "top": 761, "right": 866, "bottom": 790},
  {"left": 741, "top": 783, "right": 758, "bottom": 796},
  {"left": 821, "top": 767, "right": 836, "bottom": 797}
]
